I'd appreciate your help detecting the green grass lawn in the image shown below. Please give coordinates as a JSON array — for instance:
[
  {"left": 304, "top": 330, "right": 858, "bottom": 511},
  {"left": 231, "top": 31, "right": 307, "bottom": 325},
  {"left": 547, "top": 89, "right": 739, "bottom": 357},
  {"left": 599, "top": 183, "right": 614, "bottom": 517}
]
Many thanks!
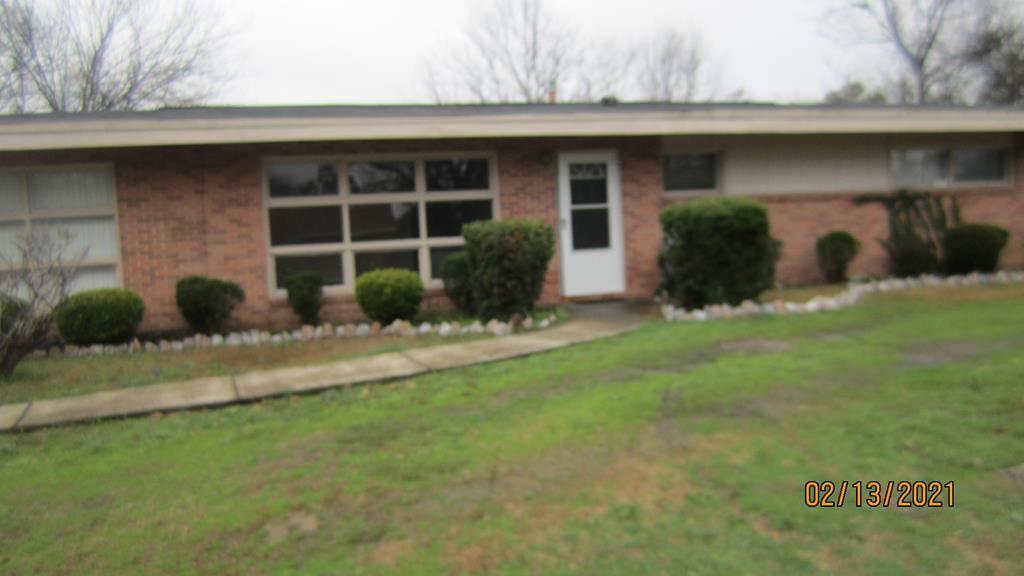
[{"left": 1, "top": 285, "right": 1023, "bottom": 575}]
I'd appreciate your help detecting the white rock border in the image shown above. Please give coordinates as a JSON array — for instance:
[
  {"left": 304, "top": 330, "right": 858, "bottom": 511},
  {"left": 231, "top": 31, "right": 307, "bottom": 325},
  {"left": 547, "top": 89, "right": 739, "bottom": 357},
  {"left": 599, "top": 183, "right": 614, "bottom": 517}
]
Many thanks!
[
  {"left": 660, "top": 270, "right": 1024, "bottom": 323},
  {"left": 36, "top": 311, "right": 565, "bottom": 359}
]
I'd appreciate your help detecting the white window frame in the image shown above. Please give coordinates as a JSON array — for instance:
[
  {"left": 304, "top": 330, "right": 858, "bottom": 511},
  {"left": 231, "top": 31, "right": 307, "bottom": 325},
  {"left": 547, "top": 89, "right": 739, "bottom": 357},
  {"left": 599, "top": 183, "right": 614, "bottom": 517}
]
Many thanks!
[
  {"left": 262, "top": 152, "right": 500, "bottom": 299},
  {"left": 0, "top": 164, "right": 123, "bottom": 287},
  {"left": 662, "top": 151, "right": 723, "bottom": 197},
  {"left": 888, "top": 146, "right": 1014, "bottom": 189}
]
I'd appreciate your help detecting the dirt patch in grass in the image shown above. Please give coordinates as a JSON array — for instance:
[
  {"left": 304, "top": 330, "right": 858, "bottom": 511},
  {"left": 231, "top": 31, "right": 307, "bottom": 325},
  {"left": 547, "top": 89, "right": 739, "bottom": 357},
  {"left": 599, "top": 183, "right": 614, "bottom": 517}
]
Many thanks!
[{"left": 900, "top": 340, "right": 1000, "bottom": 367}]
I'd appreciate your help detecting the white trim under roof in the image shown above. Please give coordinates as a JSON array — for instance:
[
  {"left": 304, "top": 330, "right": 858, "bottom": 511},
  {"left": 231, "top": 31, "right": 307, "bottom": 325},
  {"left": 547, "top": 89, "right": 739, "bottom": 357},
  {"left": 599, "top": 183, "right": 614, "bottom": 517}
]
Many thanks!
[{"left": 0, "top": 105, "right": 1022, "bottom": 152}]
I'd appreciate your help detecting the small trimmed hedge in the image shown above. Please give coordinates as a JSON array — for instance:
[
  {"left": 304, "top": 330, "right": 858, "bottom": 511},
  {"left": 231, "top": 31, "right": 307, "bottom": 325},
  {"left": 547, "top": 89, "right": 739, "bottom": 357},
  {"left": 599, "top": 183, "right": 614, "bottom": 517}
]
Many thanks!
[
  {"left": 355, "top": 269, "right": 424, "bottom": 324},
  {"left": 660, "top": 197, "right": 780, "bottom": 308},
  {"left": 441, "top": 251, "right": 475, "bottom": 314},
  {"left": 56, "top": 288, "right": 145, "bottom": 345},
  {"left": 944, "top": 223, "right": 1010, "bottom": 275},
  {"left": 816, "top": 230, "right": 861, "bottom": 284},
  {"left": 176, "top": 276, "right": 245, "bottom": 335},
  {"left": 284, "top": 271, "right": 323, "bottom": 326},
  {"left": 463, "top": 219, "right": 554, "bottom": 320}
]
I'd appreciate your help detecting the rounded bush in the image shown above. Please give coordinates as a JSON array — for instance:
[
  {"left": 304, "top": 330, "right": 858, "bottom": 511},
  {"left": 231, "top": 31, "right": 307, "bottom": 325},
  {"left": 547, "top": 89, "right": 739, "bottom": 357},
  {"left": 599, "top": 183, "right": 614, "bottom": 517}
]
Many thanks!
[
  {"left": 659, "top": 197, "right": 780, "bottom": 308},
  {"left": 441, "top": 251, "right": 475, "bottom": 314},
  {"left": 463, "top": 219, "right": 554, "bottom": 320},
  {"left": 284, "top": 271, "right": 323, "bottom": 326},
  {"left": 175, "top": 276, "right": 245, "bottom": 335},
  {"left": 944, "top": 223, "right": 1010, "bottom": 275},
  {"left": 355, "top": 269, "right": 424, "bottom": 324},
  {"left": 816, "top": 230, "right": 861, "bottom": 284},
  {"left": 56, "top": 288, "right": 145, "bottom": 345}
]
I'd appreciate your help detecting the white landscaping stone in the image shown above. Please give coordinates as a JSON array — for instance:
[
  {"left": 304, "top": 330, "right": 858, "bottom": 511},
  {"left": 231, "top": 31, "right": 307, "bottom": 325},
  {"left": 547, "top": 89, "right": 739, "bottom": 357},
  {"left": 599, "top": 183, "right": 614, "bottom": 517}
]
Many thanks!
[
  {"left": 438, "top": 322, "right": 453, "bottom": 336},
  {"left": 211, "top": 334, "right": 224, "bottom": 347},
  {"left": 539, "top": 319, "right": 550, "bottom": 329},
  {"left": 418, "top": 322, "right": 432, "bottom": 335},
  {"left": 356, "top": 323, "right": 371, "bottom": 336}
]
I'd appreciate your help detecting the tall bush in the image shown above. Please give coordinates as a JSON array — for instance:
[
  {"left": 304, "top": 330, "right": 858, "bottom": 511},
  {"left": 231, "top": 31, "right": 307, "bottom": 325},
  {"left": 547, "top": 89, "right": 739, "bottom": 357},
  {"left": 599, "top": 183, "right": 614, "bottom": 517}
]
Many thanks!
[
  {"left": 56, "top": 288, "right": 145, "bottom": 345},
  {"left": 175, "top": 276, "right": 245, "bottom": 334},
  {"left": 816, "top": 231, "right": 861, "bottom": 284},
  {"left": 462, "top": 219, "right": 554, "bottom": 320},
  {"left": 284, "top": 271, "right": 323, "bottom": 326},
  {"left": 440, "top": 251, "right": 475, "bottom": 314},
  {"left": 659, "top": 197, "right": 780, "bottom": 308},
  {"left": 944, "top": 223, "right": 1010, "bottom": 275},
  {"left": 853, "top": 190, "right": 960, "bottom": 277},
  {"left": 355, "top": 269, "right": 424, "bottom": 324}
]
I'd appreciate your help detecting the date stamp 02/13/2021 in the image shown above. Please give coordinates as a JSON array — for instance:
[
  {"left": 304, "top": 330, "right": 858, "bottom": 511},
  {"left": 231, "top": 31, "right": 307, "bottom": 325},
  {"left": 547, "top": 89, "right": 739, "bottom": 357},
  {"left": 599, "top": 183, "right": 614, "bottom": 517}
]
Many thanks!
[{"left": 804, "top": 481, "right": 955, "bottom": 508}]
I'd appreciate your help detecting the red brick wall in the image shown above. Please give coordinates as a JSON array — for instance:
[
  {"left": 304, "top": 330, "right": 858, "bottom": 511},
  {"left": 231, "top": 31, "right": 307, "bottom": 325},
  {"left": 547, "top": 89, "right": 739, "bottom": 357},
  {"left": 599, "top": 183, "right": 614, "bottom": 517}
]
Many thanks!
[{"left": 2, "top": 134, "right": 1021, "bottom": 332}]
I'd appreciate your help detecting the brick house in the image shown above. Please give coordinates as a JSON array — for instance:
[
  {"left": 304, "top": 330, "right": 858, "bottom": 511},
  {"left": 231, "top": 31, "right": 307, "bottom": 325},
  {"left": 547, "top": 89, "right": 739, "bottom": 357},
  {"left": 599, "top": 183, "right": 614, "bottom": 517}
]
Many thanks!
[{"left": 0, "top": 103, "right": 1021, "bottom": 333}]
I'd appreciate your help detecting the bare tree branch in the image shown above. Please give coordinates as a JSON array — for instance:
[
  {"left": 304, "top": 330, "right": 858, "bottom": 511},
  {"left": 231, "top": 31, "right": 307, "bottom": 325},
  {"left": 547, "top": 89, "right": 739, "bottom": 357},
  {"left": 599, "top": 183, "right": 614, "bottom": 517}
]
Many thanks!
[{"left": 637, "top": 28, "right": 708, "bottom": 102}]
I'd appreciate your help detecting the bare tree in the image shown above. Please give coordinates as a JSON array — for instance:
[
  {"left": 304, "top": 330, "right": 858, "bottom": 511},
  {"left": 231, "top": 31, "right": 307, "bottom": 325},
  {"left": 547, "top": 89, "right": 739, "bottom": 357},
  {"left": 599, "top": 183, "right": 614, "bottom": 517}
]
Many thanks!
[
  {"left": 0, "top": 231, "right": 83, "bottom": 377},
  {"left": 830, "top": 0, "right": 981, "bottom": 104},
  {"left": 824, "top": 80, "right": 889, "bottom": 104},
  {"left": 428, "top": 0, "right": 577, "bottom": 103},
  {"left": 637, "top": 28, "right": 707, "bottom": 102},
  {"left": 966, "top": 6, "right": 1024, "bottom": 105},
  {"left": 0, "top": 0, "right": 228, "bottom": 113}
]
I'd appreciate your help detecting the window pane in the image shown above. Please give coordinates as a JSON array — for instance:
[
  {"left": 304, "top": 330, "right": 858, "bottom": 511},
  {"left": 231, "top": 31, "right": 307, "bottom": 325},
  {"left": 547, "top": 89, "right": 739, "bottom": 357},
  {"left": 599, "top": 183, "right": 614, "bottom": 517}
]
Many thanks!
[
  {"left": 426, "top": 200, "right": 492, "bottom": 237},
  {"left": 890, "top": 149, "right": 948, "bottom": 187},
  {"left": 570, "top": 163, "right": 608, "bottom": 205},
  {"left": 571, "top": 208, "right": 610, "bottom": 250},
  {"left": 663, "top": 154, "right": 716, "bottom": 190},
  {"left": 348, "top": 161, "right": 415, "bottom": 194},
  {"left": 350, "top": 203, "right": 419, "bottom": 241},
  {"left": 0, "top": 174, "right": 25, "bottom": 214},
  {"left": 426, "top": 159, "right": 489, "bottom": 191},
  {"left": 71, "top": 266, "right": 119, "bottom": 293},
  {"left": 32, "top": 216, "right": 117, "bottom": 260},
  {"left": 952, "top": 148, "right": 1007, "bottom": 182},
  {"left": 268, "top": 163, "right": 338, "bottom": 197},
  {"left": 269, "top": 207, "right": 342, "bottom": 246},
  {"left": 0, "top": 221, "right": 25, "bottom": 260},
  {"left": 275, "top": 254, "right": 343, "bottom": 288},
  {"left": 28, "top": 169, "right": 113, "bottom": 210},
  {"left": 355, "top": 250, "right": 419, "bottom": 277},
  {"left": 430, "top": 246, "right": 463, "bottom": 279}
]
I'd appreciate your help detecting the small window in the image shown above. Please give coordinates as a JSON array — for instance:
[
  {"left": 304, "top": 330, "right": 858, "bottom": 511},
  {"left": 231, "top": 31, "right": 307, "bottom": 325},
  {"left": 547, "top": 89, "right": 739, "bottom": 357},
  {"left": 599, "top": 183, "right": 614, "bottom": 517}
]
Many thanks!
[
  {"left": 426, "top": 201, "right": 492, "bottom": 237},
  {"left": 350, "top": 203, "right": 419, "bottom": 242},
  {"left": 269, "top": 207, "right": 343, "bottom": 246},
  {"left": 426, "top": 159, "right": 489, "bottom": 191},
  {"left": 348, "top": 161, "right": 415, "bottom": 194},
  {"left": 891, "top": 149, "right": 949, "bottom": 187},
  {"left": 275, "top": 254, "right": 344, "bottom": 288},
  {"left": 663, "top": 154, "right": 717, "bottom": 191},
  {"left": 355, "top": 250, "right": 419, "bottom": 276},
  {"left": 952, "top": 148, "right": 1007, "bottom": 182},
  {"left": 267, "top": 163, "right": 338, "bottom": 198}
]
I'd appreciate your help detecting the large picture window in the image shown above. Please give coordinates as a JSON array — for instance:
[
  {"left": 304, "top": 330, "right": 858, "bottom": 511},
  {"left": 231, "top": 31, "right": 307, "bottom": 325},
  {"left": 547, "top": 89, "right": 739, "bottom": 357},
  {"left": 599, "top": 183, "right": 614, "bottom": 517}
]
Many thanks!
[
  {"left": 264, "top": 155, "right": 496, "bottom": 293},
  {"left": 0, "top": 166, "right": 120, "bottom": 292}
]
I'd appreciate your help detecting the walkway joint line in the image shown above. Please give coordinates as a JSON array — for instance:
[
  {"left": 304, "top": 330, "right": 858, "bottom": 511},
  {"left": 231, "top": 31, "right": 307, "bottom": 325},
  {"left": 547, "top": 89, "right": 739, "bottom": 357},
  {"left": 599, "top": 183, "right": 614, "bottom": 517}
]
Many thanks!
[
  {"left": 13, "top": 401, "right": 32, "bottom": 429},
  {"left": 229, "top": 374, "right": 241, "bottom": 400}
]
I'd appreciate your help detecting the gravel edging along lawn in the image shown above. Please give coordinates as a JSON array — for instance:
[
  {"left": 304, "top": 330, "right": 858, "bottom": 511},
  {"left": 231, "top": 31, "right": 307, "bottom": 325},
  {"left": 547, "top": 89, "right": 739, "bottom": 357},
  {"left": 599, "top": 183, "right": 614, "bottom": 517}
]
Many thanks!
[{"left": 660, "top": 270, "right": 1024, "bottom": 323}]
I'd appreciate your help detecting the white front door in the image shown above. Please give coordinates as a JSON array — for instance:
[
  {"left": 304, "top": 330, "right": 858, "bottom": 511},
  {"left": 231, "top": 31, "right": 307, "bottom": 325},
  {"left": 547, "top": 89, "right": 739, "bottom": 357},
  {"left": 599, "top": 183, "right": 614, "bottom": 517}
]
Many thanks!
[{"left": 557, "top": 150, "right": 626, "bottom": 297}]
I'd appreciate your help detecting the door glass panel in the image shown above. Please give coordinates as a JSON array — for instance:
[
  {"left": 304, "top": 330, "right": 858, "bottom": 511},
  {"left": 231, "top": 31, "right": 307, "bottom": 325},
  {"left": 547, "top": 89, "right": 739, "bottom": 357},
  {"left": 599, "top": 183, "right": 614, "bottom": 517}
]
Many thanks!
[
  {"left": 269, "top": 206, "right": 343, "bottom": 246},
  {"left": 355, "top": 250, "right": 419, "bottom": 276},
  {"left": 350, "top": 203, "right": 419, "bottom": 241},
  {"left": 275, "top": 253, "right": 343, "bottom": 287},
  {"left": 569, "top": 163, "right": 608, "bottom": 205},
  {"left": 571, "top": 208, "right": 610, "bottom": 250},
  {"left": 348, "top": 161, "right": 415, "bottom": 194}
]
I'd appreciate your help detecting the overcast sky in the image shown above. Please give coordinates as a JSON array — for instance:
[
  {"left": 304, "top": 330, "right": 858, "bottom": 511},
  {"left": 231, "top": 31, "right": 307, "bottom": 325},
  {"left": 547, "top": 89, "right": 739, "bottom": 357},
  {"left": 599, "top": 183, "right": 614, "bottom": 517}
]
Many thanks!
[{"left": 214, "top": 0, "right": 875, "bottom": 106}]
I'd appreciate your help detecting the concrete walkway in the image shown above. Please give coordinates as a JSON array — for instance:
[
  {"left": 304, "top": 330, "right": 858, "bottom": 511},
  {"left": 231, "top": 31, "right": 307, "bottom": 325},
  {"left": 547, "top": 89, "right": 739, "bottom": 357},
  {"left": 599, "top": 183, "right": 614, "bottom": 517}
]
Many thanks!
[{"left": 0, "top": 304, "right": 651, "bottom": 432}]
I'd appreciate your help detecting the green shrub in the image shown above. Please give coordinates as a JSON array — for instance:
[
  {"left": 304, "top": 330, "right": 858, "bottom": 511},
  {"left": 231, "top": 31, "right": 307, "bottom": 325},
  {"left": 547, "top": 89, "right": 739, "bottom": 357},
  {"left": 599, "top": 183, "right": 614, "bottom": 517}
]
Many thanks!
[
  {"left": 463, "top": 219, "right": 554, "bottom": 320},
  {"left": 441, "top": 251, "right": 475, "bottom": 314},
  {"left": 355, "top": 269, "right": 424, "bottom": 324},
  {"left": 816, "top": 231, "right": 861, "bottom": 284},
  {"left": 284, "top": 271, "right": 323, "bottom": 325},
  {"left": 175, "top": 276, "right": 245, "bottom": 334},
  {"left": 854, "top": 190, "right": 960, "bottom": 277},
  {"left": 659, "top": 197, "right": 780, "bottom": 308},
  {"left": 0, "top": 296, "right": 27, "bottom": 333},
  {"left": 944, "top": 223, "right": 1010, "bottom": 275},
  {"left": 56, "top": 288, "right": 145, "bottom": 345}
]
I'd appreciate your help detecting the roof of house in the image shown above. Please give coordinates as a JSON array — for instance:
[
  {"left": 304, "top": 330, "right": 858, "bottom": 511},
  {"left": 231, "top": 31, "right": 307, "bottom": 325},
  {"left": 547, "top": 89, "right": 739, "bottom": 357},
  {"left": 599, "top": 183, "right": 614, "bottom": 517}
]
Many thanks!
[{"left": 0, "top": 102, "right": 1021, "bottom": 152}]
